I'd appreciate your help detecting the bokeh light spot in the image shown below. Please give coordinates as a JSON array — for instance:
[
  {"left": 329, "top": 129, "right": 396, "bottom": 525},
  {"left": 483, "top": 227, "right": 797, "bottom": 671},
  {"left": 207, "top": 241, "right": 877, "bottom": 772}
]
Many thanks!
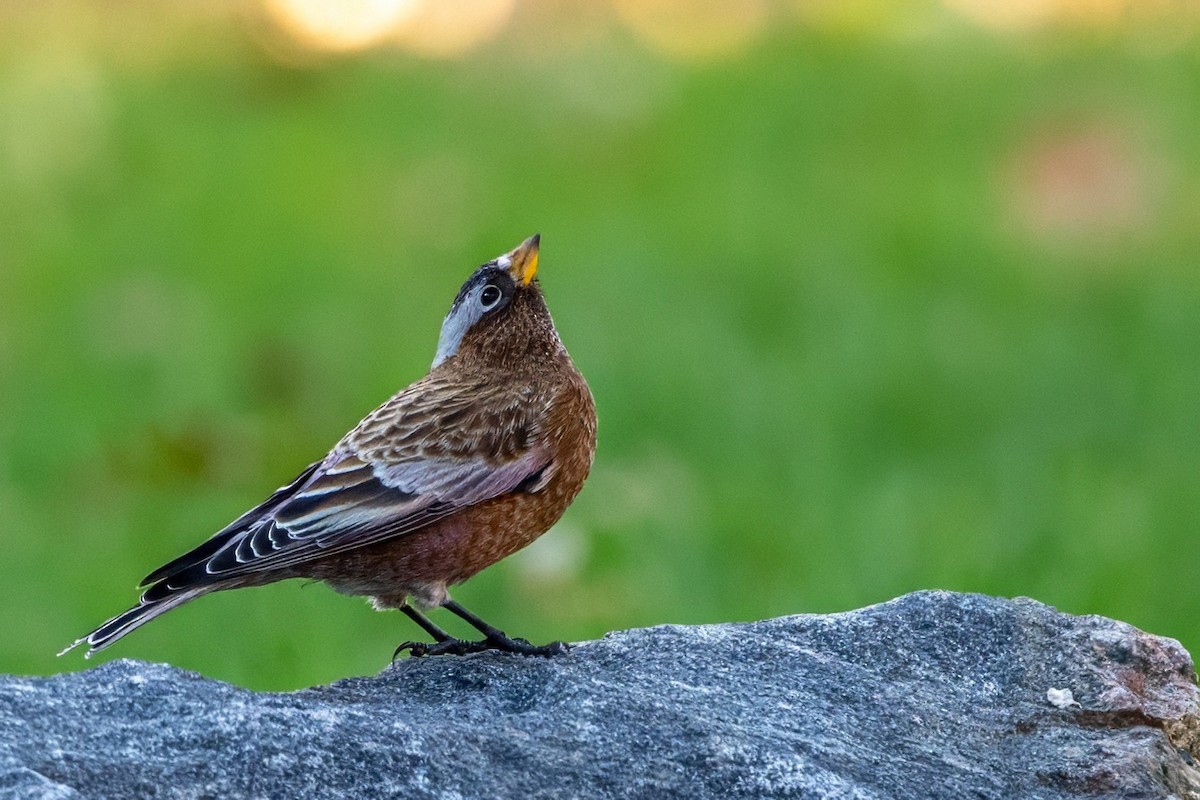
[
  {"left": 1003, "top": 122, "right": 1162, "bottom": 254},
  {"left": 391, "top": 0, "right": 515, "bottom": 59},
  {"left": 613, "top": 0, "right": 768, "bottom": 61},
  {"left": 263, "top": 0, "right": 418, "bottom": 53}
]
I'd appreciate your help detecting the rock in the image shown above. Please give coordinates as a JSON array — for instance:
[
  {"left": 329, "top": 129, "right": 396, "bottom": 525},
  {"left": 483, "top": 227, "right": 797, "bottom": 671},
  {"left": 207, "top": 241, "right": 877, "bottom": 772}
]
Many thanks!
[{"left": 2, "top": 591, "right": 1198, "bottom": 799}]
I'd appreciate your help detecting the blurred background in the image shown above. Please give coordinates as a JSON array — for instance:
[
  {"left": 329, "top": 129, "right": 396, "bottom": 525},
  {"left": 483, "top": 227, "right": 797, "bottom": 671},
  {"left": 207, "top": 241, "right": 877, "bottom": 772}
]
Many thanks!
[{"left": 1, "top": 0, "right": 1198, "bottom": 690}]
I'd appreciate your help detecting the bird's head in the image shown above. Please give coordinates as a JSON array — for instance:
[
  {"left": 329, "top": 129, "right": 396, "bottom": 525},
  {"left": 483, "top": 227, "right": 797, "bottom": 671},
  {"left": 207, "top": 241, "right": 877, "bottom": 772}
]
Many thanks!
[{"left": 432, "top": 234, "right": 560, "bottom": 370}]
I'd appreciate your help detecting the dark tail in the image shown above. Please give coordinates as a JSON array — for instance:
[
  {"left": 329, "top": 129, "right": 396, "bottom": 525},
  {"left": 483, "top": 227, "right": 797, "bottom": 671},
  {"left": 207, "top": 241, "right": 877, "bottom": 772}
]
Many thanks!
[
  {"left": 59, "top": 461, "right": 322, "bottom": 658},
  {"left": 59, "top": 586, "right": 210, "bottom": 658},
  {"left": 60, "top": 531, "right": 242, "bottom": 658},
  {"left": 61, "top": 525, "right": 249, "bottom": 658}
]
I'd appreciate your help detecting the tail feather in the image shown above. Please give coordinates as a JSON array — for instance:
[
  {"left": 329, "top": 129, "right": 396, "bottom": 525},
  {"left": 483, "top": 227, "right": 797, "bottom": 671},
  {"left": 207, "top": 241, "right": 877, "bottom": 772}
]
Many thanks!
[
  {"left": 59, "top": 587, "right": 208, "bottom": 659},
  {"left": 60, "top": 461, "right": 325, "bottom": 658}
]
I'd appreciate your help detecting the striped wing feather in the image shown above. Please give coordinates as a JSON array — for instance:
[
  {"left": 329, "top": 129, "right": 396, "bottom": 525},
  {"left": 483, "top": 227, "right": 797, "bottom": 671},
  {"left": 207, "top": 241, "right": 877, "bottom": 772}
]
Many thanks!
[{"left": 143, "top": 374, "right": 553, "bottom": 597}]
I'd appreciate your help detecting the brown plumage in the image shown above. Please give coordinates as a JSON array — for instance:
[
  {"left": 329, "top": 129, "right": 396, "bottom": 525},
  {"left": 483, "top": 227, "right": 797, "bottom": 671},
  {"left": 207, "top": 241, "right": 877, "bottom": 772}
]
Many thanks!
[{"left": 63, "top": 235, "right": 596, "bottom": 659}]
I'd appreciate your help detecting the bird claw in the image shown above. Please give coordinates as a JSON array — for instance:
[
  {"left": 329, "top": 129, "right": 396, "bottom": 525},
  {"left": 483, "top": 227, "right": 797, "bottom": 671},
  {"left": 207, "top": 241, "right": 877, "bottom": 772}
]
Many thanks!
[{"left": 391, "top": 641, "right": 430, "bottom": 661}]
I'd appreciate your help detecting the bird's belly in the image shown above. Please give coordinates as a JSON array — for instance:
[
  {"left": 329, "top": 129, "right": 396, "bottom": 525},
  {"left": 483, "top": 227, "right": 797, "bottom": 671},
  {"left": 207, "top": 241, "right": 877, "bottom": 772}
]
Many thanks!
[{"left": 306, "top": 481, "right": 580, "bottom": 606}]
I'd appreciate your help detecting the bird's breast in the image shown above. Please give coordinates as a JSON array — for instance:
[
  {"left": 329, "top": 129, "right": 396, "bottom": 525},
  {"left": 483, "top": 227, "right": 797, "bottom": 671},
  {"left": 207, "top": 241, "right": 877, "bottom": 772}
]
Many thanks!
[{"left": 314, "top": 366, "right": 596, "bottom": 601}]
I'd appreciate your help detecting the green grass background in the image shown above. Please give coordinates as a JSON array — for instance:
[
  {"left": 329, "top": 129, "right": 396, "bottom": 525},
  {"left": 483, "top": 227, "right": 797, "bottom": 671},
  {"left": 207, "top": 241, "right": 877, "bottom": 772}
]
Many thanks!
[{"left": 1, "top": 4, "right": 1198, "bottom": 690}]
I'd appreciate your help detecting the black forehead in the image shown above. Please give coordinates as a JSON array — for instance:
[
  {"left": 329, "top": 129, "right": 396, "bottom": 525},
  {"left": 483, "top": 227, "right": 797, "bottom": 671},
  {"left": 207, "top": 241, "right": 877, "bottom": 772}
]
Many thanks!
[{"left": 449, "top": 263, "right": 514, "bottom": 309}]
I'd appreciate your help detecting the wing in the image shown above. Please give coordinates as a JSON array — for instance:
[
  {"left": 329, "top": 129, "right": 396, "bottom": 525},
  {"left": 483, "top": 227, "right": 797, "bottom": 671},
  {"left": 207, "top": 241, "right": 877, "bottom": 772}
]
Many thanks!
[
  {"left": 142, "top": 373, "right": 554, "bottom": 598},
  {"left": 141, "top": 459, "right": 324, "bottom": 586}
]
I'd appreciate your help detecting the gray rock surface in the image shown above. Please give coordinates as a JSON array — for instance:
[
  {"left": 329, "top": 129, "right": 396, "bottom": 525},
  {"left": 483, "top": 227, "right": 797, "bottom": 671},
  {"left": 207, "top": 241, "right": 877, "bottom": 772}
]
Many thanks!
[{"left": 2, "top": 591, "right": 1198, "bottom": 799}]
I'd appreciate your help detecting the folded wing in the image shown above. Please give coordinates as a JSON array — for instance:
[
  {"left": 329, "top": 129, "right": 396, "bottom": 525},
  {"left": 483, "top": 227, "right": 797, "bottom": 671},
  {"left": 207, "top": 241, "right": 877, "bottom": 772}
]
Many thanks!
[{"left": 141, "top": 444, "right": 550, "bottom": 601}]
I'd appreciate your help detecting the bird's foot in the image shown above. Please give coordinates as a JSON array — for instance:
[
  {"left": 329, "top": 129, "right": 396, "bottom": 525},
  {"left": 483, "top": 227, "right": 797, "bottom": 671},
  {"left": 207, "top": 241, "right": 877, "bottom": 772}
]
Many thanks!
[
  {"left": 483, "top": 633, "right": 570, "bottom": 657},
  {"left": 392, "top": 638, "right": 487, "bottom": 659},
  {"left": 392, "top": 635, "right": 570, "bottom": 660}
]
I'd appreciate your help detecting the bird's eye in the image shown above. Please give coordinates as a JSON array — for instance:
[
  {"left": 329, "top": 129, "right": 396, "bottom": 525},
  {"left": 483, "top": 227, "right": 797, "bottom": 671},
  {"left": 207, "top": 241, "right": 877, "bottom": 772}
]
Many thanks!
[{"left": 479, "top": 284, "right": 503, "bottom": 309}]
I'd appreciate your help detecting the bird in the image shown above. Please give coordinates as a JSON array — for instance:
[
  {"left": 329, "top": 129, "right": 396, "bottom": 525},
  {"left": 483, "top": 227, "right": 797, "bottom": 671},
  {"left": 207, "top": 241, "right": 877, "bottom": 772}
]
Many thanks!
[{"left": 61, "top": 234, "right": 596, "bottom": 660}]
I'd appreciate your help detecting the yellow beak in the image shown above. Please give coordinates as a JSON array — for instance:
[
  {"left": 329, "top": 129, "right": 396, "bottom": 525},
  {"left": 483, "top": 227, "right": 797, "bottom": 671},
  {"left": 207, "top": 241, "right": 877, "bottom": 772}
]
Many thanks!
[{"left": 506, "top": 234, "right": 540, "bottom": 286}]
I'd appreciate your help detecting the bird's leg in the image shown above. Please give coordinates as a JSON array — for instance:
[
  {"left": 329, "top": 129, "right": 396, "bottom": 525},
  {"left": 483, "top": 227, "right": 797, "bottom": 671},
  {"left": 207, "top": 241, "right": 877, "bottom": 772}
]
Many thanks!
[
  {"left": 393, "top": 605, "right": 456, "bottom": 660},
  {"left": 441, "top": 599, "right": 570, "bottom": 657},
  {"left": 393, "top": 600, "right": 569, "bottom": 659},
  {"left": 402, "top": 604, "right": 453, "bottom": 641}
]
